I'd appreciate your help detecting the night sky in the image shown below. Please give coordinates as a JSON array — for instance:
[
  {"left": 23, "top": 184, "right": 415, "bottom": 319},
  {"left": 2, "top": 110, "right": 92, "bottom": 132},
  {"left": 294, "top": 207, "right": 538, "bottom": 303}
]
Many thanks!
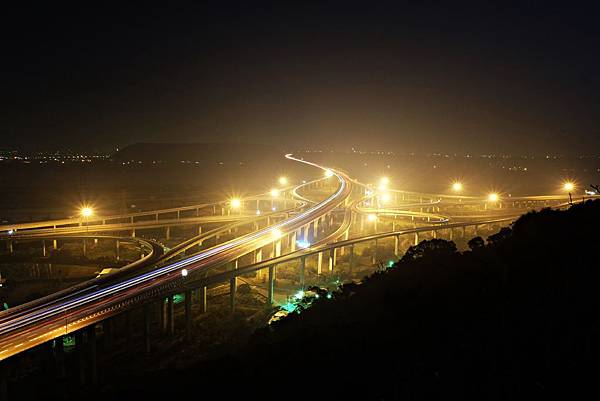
[{"left": 2, "top": 3, "right": 599, "bottom": 154}]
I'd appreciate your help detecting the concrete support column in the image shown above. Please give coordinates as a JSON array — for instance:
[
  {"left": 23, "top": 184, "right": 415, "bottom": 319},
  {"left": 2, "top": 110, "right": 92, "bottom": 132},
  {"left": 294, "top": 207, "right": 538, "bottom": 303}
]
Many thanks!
[
  {"left": 290, "top": 232, "right": 297, "bottom": 252},
  {"left": 144, "top": 304, "right": 152, "bottom": 353},
  {"left": 167, "top": 295, "right": 174, "bottom": 335},
  {"left": 372, "top": 239, "right": 378, "bottom": 265},
  {"left": 328, "top": 248, "right": 336, "bottom": 271},
  {"left": 82, "top": 239, "right": 87, "bottom": 256},
  {"left": 116, "top": 240, "right": 120, "bottom": 261},
  {"left": 55, "top": 335, "right": 66, "bottom": 379},
  {"left": 312, "top": 219, "right": 318, "bottom": 240},
  {"left": 317, "top": 252, "right": 323, "bottom": 275},
  {"left": 185, "top": 290, "right": 192, "bottom": 340},
  {"left": 349, "top": 245, "right": 355, "bottom": 275},
  {"left": 340, "top": 230, "right": 349, "bottom": 256},
  {"left": 131, "top": 228, "right": 136, "bottom": 238},
  {"left": 53, "top": 239, "right": 57, "bottom": 250},
  {"left": 104, "top": 319, "right": 114, "bottom": 350},
  {"left": 267, "top": 265, "right": 276, "bottom": 304},
  {"left": 7, "top": 241, "right": 13, "bottom": 254},
  {"left": 299, "top": 256, "right": 306, "bottom": 288},
  {"left": 275, "top": 240, "right": 281, "bottom": 258},
  {"left": 200, "top": 286, "right": 207, "bottom": 313},
  {"left": 87, "top": 325, "right": 97, "bottom": 386},
  {"left": 76, "top": 330, "right": 86, "bottom": 385},
  {"left": 394, "top": 235, "right": 400, "bottom": 258},
  {"left": 42, "top": 240, "right": 46, "bottom": 257},
  {"left": 165, "top": 226, "right": 171, "bottom": 240},
  {"left": 229, "top": 259, "right": 238, "bottom": 312},
  {"left": 432, "top": 230, "right": 437, "bottom": 239},
  {"left": 414, "top": 232, "right": 419, "bottom": 246},
  {"left": 449, "top": 228, "right": 453, "bottom": 240}
]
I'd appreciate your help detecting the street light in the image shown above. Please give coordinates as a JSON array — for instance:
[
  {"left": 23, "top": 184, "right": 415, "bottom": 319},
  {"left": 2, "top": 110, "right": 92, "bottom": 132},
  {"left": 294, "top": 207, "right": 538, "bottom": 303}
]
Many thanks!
[
  {"left": 563, "top": 182, "right": 575, "bottom": 192},
  {"left": 270, "top": 188, "right": 280, "bottom": 197},
  {"left": 324, "top": 169, "right": 334, "bottom": 178},
  {"left": 452, "top": 182, "right": 463, "bottom": 192},
  {"left": 487, "top": 193, "right": 499, "bottom": 202},
  {"left": 380, "top": 192, "right": 391, "bottom": 203},
  {"left": 271, "top": 228, "right": 282, "bottom": 239},
  {"left": 367, "top": 213, "right": 377, "bottom": 222},
  {"left": 181, "top": 269, "right": 188, "bottom": 277},
  {"left": 230, "top": 198, "right": 241, "bottom": 209},
  {"left": 379, "top": 177, "right": 389, "bottom": 186},
  {"left": 80, "top": 207, "right": 94, "bottom": 218},
  {"left": 278, "top": 176, "right": 288, "bottom": 186}
]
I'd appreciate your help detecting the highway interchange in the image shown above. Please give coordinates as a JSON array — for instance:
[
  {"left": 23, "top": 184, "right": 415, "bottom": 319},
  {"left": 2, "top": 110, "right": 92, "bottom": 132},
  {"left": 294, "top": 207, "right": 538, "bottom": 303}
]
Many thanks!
[{"left": 0, "top": 153, "right": 595, "bottom": 362}]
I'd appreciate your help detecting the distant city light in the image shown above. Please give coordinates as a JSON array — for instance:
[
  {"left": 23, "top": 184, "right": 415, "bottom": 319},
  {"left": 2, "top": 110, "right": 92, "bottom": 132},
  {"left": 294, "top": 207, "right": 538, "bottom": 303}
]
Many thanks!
[
  {"left": 367, "top": 213, "right": 377, "bottom": 222},
  {"left": 7, "top": 229, "right": 14, "bottom": 235},
  {"left": 80, "top": 207, "right": 94, "bottom": 218},
  {"left": 324, "top": 169, "right": 334, "bottom": 178},
  {"left": 452, "top": 182, "right": 463, "bottom": 192},
  {"left": 230, "top": 198, "right": 241, "bottom": 209},
  {"left": 487, "top": 193, "right": 499, "bottom": 202},
  {"left": 278, "top": 176, "right": 288, "bottom": 186},
  {"left": 270, "top": 188, "right": 280, "bottom": 197}
]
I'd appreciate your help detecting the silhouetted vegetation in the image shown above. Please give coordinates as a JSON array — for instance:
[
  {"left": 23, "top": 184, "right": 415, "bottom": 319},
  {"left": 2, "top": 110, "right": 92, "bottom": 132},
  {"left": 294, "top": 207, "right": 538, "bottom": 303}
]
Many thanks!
[{"left": 91, "top": 201, "right": 600, "bottom": 399}]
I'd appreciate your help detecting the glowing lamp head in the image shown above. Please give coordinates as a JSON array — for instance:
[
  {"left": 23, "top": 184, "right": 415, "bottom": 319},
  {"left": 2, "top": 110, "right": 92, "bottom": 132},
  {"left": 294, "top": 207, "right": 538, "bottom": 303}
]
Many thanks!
[
  {"left": 324, "top": 169, "right": 334, "bottom": 178},
  {"left": 380, "top": 192, "right": 391, "bottom": 203},
  {"left": 379, "top": 177, "right": 389, "bottom": 186},
  {"left": 230, "top": 198, "right": 241, "bottom": 209},
  {"left": 181, "top": 269, "right": 188, "bottom": 277},
  {"left": 270, "top": 188, "right": 280, "bottom": 197},
  {"left": 367, "top": 213, "right": 377, "bottom": 222},
  {"left": 271, "top": 228, "right": 283, "bottom": 239},
  {"left": 278, "top": 176, "right": 288, "bottom": 186},
  {"left": 452, "top": 182, "right": 463, "bottom": 192},
  {"left": 487, "top": 193, "right": 499, "bottom": 202},
  {"left": 563, "top": 182, "right": 575, "bottom": 192},
  {"left": 80, "top": 207, "right": 94, "bottom": 218}
]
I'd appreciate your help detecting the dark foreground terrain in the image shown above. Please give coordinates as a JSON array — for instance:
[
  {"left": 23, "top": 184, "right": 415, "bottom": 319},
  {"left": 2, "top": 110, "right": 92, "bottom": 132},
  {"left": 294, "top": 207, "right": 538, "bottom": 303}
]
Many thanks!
[{"left": 68, "top": 200, "right": 599, "bottom": 400}]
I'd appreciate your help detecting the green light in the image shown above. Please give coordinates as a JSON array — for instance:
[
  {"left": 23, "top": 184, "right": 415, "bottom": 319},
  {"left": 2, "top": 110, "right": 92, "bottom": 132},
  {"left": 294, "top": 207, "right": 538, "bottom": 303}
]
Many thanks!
[
  {"left": 388, "top": 260, "right": 394, "bottom": 268},
  {"left": 173, "top": 294, "right": 184, "bottom": 304},
  {"left": 326, "top": 293, "right": 332, "bottom": 299},
  {"left": 281, "top": 302, "right": 297, "bottom": 313},
  {"left": 294, "top": 290, "right": 305, "bottom": 300},
  {"left": 63, "top": 335, "right": 75, "bottom": 348}
]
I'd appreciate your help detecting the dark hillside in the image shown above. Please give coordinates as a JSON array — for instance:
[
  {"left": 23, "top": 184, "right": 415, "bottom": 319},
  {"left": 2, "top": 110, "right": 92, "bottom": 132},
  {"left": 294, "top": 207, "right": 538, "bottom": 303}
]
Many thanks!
[{"left": 93, "top": 200, "right": 600, "bottom": 400}]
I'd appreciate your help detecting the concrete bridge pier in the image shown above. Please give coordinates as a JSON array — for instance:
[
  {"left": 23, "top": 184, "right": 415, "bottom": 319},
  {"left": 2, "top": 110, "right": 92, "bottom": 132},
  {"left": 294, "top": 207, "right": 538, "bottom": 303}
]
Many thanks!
[
  {"left": 372, "top": 239, "right": 378, "bottom": 265},
  {"left": 42, "top": 240, "right": 46, "bottom": 257},
  {"left": 87, "top": 325, "right": 97, "bottom": 386},
  {"left": 394, "top": 235, "right": 400, "bottom": 258},
  {"left": 229, "top": 260, "right": 238, "bottom": 313},
  {"left": 54, "top": 335, "right": 66, "bottom": 379},
  {"left": 328, "top": 248, "right": 336, "bottom": 272},
  {"left": 348, "top": 245, "right": 355, "bottom": 276},
  {"left": 75, "top": 330, "right": 86, "bottom": 385},
  {"left": 185, "top": 291, "right": 192, "bottom": 340},
  {"left": 317, "top": 252, "right": 323, "bottom": 275},
  {"left": 103, "top": 319, "right": 114, "bottom": 350},
  {"left": 299, "top": 256, "right": 306, "bottom": 288},
  {"left": 53, "top": 239, "right": 57, "bottom": 250},
  {"left": 414, "top": 232, "right": 419, "bottom": 246},
  {"left": 167, "top": 296, "right": 174, "bottom": 335},
  {"left": 116, "top": 240, "right": 120, "bottom": 261},
  {"left": 267, "top": 264, "right": 276, "bottom": 304},
  {"left": 144, "top": 304, "right": 152, "bottom": 353},
  {"left": 165, "top": 226, "right": 171, "bottom": 240},
  {"left": 200, "top": 286, "right": 207, "bottom": 313},
  {"left": 290, "top": 232, "right": 297, "bottom": 252}
]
